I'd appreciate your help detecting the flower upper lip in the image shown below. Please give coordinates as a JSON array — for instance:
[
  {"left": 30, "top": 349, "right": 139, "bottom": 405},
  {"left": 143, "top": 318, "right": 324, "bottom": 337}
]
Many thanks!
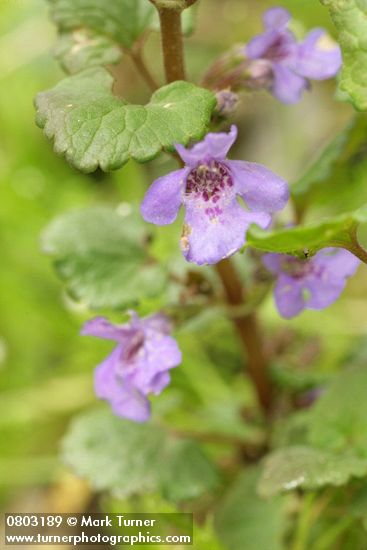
[{"left": 244, "top": 7, "right": 342, "bottom": 104}]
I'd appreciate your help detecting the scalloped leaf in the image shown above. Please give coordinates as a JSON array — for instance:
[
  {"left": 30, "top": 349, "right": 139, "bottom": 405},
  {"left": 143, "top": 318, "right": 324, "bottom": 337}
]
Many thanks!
[
  {"left": 35, "top": 68, "right": 216, "bottom": 172},
  {"left": 246, "top": 205, "right": 367, "bottom": 257},
  {"left": 260, "top": 367, "right": 367, "bottom": 497},
  {"left": 48, "top": 0, "right": 155, "bottom": 50},
  {"left": 258, "top": 446, "right": 367, "bottom": 498},
  {"left": 321, "top": 0, "right": 367, "bottom": 110},
  {"left": 54, "top": 30, "right": 122, "bottom": 74},
  {"left": 41, "top": 206, "right": 166, "bottom": 309},
  {"left": 62, "top": 408, "right": 219, "bottom": 502},
  {"left": 49, "top": 0, "right": 197, "bottom": 74}
]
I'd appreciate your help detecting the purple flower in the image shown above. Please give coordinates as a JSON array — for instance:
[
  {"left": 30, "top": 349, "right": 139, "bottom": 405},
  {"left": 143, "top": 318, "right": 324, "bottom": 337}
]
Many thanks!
[
  {"left": 245, "top": 7, "right": 342, "bottom": 104},
  {"left": 82, "top": 312, "right": 182, "bottom": 422},
  {"left": 263, "top": 248, "right": 359, "bottom": 319},
  {"left": 141, "top": 125, "right": 289, "bottom": 265}
]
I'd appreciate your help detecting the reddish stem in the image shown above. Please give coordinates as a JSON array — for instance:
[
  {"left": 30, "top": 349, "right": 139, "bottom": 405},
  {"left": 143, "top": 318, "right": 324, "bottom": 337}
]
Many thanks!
[
  {"left": 155, "top": 0, "right": 273, "bottom": 414},
  {"left": 215, "top": 259, "right": 273, "bottom": 414}
]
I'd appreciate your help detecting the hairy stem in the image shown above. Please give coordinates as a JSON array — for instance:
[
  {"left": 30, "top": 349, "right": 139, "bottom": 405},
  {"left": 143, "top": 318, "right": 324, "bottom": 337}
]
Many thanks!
[
  {"left": 156, "top": 4, "right": 186, "bottom": 82},
  {"left": 215, "top": 259, "right": 273, "bottom": 414}
]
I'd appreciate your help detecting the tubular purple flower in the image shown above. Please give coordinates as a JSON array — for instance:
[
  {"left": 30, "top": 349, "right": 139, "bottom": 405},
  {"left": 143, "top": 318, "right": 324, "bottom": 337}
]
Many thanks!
[
  {"left": 245, "top": 6, "right": 342, "bottom": 104},
  {"left": 81, "top": 312, "right": 182, "bottom": 422},
  {"left": 141, "top": 125, "right": 289, "bottom": 265},
  {"left": 263, "top": 248, "right": 359, "bottom": 319}
]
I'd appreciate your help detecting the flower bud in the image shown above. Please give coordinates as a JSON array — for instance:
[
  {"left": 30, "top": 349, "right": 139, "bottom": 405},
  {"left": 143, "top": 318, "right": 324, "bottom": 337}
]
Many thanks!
[
  {"left": 202, "top": 46, "right": 273, "bottom": 93},
  {"left": 243, "top": 59, "right": 273, "bottom": 90},
  {"left": 214, "top": 89, "right": 239, "bottom": 119}
]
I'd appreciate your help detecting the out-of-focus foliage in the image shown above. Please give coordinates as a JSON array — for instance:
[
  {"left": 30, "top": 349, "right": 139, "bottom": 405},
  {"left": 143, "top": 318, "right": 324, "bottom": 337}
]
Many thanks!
[
  {"left": 49, "top": 0, "right": 197, "bottom": 74},
  {"left": 259, "top": 365, "right": 367, "bottom": 497},
  {"left": 48, "top": 0, "right": 156, "bottom": 49},
  {"left": 42, "top": 206, "right": 167, "bottom": 308},
  {"left": 308, "top": 365, "right": 367, "bottom": 455},
  {"left": 259, "top": 446, "right": 367, "bottom": 497},
  {"left": 292, "top": 117, "right": 359, "bottom": 202},
  {"left": 215, "top": 468, "right": 287, "bottom": 550},
  {"left": 293, "top": 115, "right": 367, "bottom": 217},
  {"left": 54, "top": 29, "right": 122, "bottom": 74},
  {"left": 62, "top": 407, "right": 220, "bottom": 502},
  {"left": 3, "top": 0, "right": 367, "bottom": 549},
  {"left": 321, "top": 0, "right": 367, "bottom": 110}
]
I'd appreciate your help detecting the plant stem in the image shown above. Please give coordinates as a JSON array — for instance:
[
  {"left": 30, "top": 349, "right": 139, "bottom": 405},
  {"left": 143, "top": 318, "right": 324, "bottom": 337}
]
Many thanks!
[
  {"left": 169, "top": 426, "right": 267, "bottom": 462},
  {"left": 313, "top": 516, "right": 354, "bottom": 550},
  {"left": 344, "top": 226, "right": 367, "bottom": 264},
  {"left": 292, "top": 493, "right": 316, "bottom": 550},
  {"left": 156, "top": 4, "right": 186, "bottom": 82},
  {"left": 155, "top": 0, "right": 273, "bottom": 414},
  {"left": 215, "top": 259, "right": 273, "bottom": 414},
  {"left": 351, "top": 243, "right": 367, "bottom": 263},
  {"left": 170, "top": 428, "right": 248, "bottom": 447},
  {"left": 130, "top": 47, "right": 159, "bottom": 91}
]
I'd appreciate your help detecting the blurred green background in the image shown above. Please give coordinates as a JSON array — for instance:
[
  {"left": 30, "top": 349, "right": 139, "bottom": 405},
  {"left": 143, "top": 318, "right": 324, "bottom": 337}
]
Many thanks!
[{"left": 1, "top": 0, "right": 367, "bottom": 548}]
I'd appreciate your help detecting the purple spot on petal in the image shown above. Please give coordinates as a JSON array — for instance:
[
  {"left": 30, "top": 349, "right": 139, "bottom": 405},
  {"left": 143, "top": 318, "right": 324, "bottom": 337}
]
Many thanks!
[{"left": 185, "top": 160, "right": 233, "bottom": 203}]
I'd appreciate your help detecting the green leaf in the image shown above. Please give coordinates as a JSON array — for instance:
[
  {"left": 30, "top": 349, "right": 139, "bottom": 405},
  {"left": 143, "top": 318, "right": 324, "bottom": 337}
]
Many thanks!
[
  {"left": 292, "top": 118, "right": 356, "bottom": 200},
  {"left": 308, "top": 366, "right": 367, "bottom": 456},
  {"left": 272, "top": 410, "right": 312, "bottom": 449},
  {"left": 321, "top": 0, "right": 367, "bottom": 110},
  {"left": 270, "top": 363, "right": 329, "bottom": 392},
  {"left": 62, "top": 408, "right": 220, "bottom": 502},
  {"left": 246, "top": 205, "right": 367, "bottom": 256},
  {"left": 215, "top": 468, "right": 287, "bottom": 550},
  {"left": 258, "top": 446, "right": 367, "bottom": 498},
  {"left": 48, "top": 0, "right": 155, "bottom": 50},
  {"left": 192, "top": 521, "right": 226, "bottom": 550},
  {"left": 63, "top": 408, "right": 166, "bottom": 496},
  {"left": 261, "top": 366, "right": 367, "bottom": 497},
  {"left": 49, "top": 0, "right": 196, "bottom": 74},
  {"left": 54, "top": 30, "right": 122, "bottom": 74},
  {"left": 41, "top": 206, "right": 166, "bottom": 309},
  {"left": 160, "top": 439, "right": 220, "bottom": 503},
  {"left": 350, "top": 482, "right": 367, "bottom": 519},
  {"left": 35, "top": 68, "right": 216, "bottom": 172},
  {"left": 292, "top": 117, "right": 367, "bottom": 216}
]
